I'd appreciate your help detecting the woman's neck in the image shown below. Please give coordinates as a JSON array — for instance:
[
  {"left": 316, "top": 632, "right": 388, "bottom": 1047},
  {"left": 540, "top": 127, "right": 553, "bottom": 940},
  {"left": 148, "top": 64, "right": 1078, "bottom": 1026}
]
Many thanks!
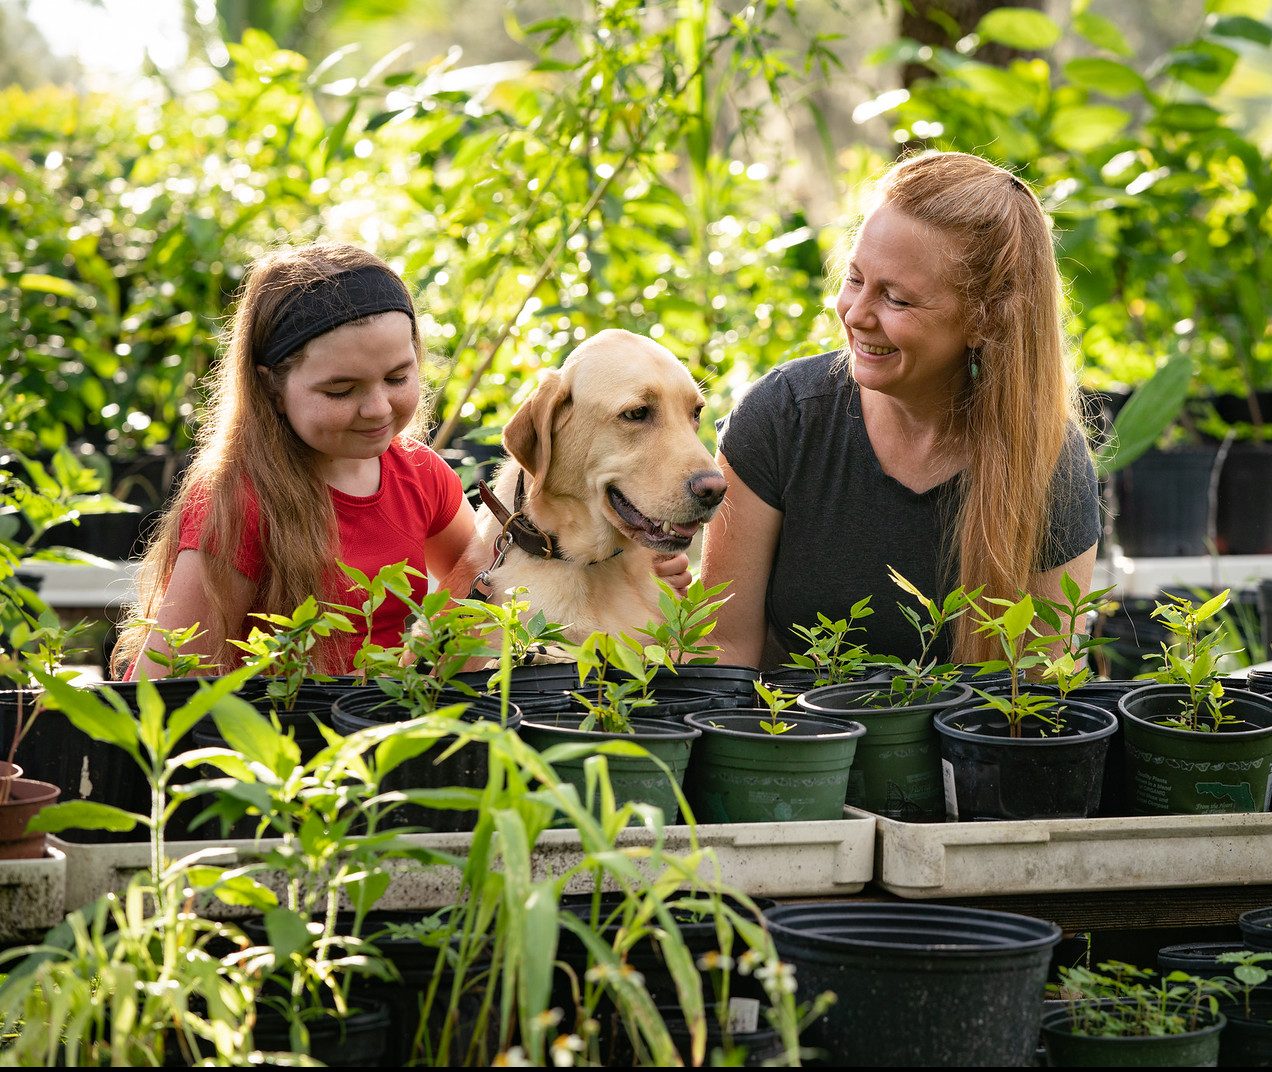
[{"left": 859, "top": 387, "right": 966, "bottom": 494}]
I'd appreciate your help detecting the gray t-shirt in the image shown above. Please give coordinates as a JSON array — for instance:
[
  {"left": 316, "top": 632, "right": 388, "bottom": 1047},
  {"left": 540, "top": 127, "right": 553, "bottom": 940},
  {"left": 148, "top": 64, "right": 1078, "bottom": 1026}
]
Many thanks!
[{"left": 717, "top": 351, "right": 1101, "bottom": 669}]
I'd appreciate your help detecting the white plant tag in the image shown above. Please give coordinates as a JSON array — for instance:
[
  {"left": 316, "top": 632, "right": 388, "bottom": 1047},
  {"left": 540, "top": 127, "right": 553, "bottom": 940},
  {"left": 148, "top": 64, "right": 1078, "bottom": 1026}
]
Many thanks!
[
  {"left": 728, "top": 997, "right": 760, "bottom": 1035},
  {"left": 942, "top": 758, "right": 959, "bottom": 820}
]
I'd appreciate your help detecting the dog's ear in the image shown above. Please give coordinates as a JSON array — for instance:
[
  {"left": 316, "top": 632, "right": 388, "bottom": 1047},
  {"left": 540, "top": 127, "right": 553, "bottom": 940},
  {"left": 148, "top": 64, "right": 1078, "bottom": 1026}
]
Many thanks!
[{"left": 504, "top": 369, "right": 568, "bottom": 485}]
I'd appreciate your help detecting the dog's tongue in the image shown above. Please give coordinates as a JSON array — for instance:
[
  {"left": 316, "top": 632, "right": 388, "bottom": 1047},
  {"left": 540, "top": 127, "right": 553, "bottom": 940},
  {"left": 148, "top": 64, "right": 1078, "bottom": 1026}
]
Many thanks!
[{"left": 670, "top": 521, "right": 700, "bottom": 538}]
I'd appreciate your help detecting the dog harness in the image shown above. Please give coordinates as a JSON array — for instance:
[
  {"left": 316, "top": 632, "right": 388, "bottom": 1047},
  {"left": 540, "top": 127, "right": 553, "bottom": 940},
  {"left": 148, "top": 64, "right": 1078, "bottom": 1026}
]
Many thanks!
[{"left": 467, "top": 472, "right": 622, "bottom": 601}]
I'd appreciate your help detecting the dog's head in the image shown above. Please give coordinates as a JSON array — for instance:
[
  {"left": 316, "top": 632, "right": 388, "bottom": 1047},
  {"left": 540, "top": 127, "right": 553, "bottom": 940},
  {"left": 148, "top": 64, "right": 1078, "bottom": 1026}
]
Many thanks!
[{"left": 503, "top": 329, "right": 726, "bottom": 555}]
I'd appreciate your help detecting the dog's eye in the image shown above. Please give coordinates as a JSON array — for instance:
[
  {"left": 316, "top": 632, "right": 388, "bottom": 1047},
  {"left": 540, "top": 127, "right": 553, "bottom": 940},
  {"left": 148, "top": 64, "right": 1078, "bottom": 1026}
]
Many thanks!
[
  {"left": 621, "top": 406, "right": 649, "bottom": 422},
  {"left": 692, "top": 405, "right": 703, "bottom": 426}
]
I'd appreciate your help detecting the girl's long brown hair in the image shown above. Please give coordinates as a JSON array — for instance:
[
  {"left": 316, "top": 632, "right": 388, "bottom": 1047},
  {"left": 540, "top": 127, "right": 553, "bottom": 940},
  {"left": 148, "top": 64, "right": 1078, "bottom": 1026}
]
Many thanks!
[
  {"left": 870, "top": 151, "right": 1090, "bottom": 662},
  {"left": 112, "top": 243, "right": 427, "bottom": 676}
]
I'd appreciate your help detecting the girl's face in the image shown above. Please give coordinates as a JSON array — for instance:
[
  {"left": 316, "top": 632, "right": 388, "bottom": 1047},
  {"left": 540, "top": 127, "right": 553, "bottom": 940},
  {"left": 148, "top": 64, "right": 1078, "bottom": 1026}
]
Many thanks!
[
  {"left": 835, "top": 202, "right": 972, "bottom": 403},
  {"left": 272, "top": 311, "right": 419, "bottom": 466}
]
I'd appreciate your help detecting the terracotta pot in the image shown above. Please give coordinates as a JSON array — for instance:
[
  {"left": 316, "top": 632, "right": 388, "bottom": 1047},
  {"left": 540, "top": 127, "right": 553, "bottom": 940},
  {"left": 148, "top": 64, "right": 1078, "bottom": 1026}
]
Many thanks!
[{"left": 0, "top": 777, "right": 60, "bottom": 860}]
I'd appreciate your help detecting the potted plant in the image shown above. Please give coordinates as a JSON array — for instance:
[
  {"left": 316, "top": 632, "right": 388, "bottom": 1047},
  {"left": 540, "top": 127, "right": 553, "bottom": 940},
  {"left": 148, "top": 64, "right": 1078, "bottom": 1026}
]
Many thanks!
[
  {"left": 1213, "top": 948, "right": 1272, "bottom": 1066},
  {"left": 516, "top": 628, "right": 701, "bottom": 823},
  {"left": 932, "top": 577, "right": 1120, "bottom": 821},
  {"left": 796, "top": 570, "right": 977, "bottom": 820},
  {"left": 0, "top": 654, "right": 59, "bottom": 861},
  {"left": 763, "top": 598, "right": 876, "bottom": 694},
  {"left": 1040, "top": 959, "right": 1228, "bottom": 1066},
  {"left": 1119, "top": 589, "right": 1272, "bottom": 814},
  {"left": 682, "top": 680, "right": 865, "bottom": 824}
]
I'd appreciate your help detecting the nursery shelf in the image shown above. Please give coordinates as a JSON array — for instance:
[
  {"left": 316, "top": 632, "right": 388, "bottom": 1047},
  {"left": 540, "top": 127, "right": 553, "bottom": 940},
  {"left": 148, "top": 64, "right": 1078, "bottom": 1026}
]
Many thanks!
[
  {"left": 853, "top": 806, "right": 1272, "bottom": 899},
  {"left": 51, "top": 815, "right": 875, "bottom": 915},
  {"left": 0, "top": 846, "right": 67, "bottom": 940}
]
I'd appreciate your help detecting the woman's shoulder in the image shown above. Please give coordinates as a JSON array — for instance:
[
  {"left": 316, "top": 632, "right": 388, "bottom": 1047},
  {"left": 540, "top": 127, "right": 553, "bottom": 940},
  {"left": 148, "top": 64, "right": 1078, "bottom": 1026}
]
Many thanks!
[
  {"left": 732, "top": 350, "right": 851, "bottom": 413},
  {"left": 384, "top": 435, "right": 464, "bottom": 486}
]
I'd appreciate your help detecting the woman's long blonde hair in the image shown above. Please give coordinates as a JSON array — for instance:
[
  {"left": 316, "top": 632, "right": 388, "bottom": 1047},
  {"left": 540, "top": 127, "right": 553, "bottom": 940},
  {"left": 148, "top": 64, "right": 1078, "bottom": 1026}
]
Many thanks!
[
  {"left": 871, "top": 151, "right": 1087, "bottom": 662},
  {"left": 111, "top": 243, "right": 427, "bottom": 676}
]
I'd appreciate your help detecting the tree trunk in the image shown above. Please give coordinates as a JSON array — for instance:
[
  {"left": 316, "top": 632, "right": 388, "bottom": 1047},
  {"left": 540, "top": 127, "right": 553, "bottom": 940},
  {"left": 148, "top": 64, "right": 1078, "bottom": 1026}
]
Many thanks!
[{"left": 900, "top": 0, "right": 1047, "bottom": 87}]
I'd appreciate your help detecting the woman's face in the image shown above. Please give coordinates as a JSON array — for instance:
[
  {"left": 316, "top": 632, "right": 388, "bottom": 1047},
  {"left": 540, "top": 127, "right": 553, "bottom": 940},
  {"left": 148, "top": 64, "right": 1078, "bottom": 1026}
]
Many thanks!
[
  {"left": 835, "top": 202, "right": 972, "bottom": 403},
  {"left": 270, "top": 311, "right": 420, "bottom": 466}
]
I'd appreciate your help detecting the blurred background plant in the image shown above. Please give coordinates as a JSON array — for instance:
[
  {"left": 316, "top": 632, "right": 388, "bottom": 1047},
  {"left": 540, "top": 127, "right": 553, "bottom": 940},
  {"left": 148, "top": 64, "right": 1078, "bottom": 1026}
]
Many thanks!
[{"left": 4, "top": 0, "right": 1270, "bottom": 499}]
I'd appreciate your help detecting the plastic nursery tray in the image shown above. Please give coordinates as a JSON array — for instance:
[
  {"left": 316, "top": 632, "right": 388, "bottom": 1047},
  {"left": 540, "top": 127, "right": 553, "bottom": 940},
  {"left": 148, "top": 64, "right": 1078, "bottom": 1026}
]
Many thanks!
[
  {"left": 52, "top": 815, "right": 876, "bottom": 916},
  {"left": 850, "top": 806, "right": 1272, "bottom": 899},
  {"left": 0, "top": 845, "right": 67, "bottom": 940}
]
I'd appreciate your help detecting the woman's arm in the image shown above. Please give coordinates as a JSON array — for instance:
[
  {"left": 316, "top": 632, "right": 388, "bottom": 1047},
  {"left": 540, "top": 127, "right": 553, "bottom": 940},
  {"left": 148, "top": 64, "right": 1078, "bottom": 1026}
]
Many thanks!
[
  {"left": 699, "top": 453, "right": 782, "bottom": 669},
  {"left": 127, "top": 549, "right": 256, "bottom": 680}
]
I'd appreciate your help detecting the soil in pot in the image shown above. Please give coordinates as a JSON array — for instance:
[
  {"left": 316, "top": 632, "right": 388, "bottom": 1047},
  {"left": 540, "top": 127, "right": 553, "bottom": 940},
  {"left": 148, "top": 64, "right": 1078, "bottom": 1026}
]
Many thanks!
[
  {"left": 518, "top": 713, "right": 700, "bottom": 823},
  {"left": 1119, "top": 685, "right": 1272, "bottom": 815},
  {"left": 1039, "top": 999, "right": 1225, "bottom": 1066},
  {"left": 933, "top": 697, "right": 1118, "bottom": 821},
  {"left": 796, "top": 679, "right": 973, "bottom": 820},
  {"left": 681, "top": 710, "right": 865, "bottom": 824},
  {"left": 330, "top": 689, "right": 523, "bottom": 834},
  {"left": 763, "top": 900, "right": 1060, "bottom": 1067}
]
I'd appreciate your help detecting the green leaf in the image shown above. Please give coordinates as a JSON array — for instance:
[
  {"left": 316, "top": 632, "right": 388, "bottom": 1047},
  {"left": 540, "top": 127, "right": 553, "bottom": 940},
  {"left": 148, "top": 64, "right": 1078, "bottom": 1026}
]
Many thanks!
[
  {"left": 27, "top": 800, "right": 141, "bottom": 833},
  {"left": 1095, "top": 351, "right": 1193, "bottom": 475},
  {"left": 1003, "top": 596, "right": 1035, "bottom": 641},
  {"left": 975, "top": 8, "right": 1062, "bottom": 50},
  {"left": 17, "top": 274, "right": 85, "bottom": 299},
  {"left": 1050, "top": 105, "right": 1131, "bottom": 152},
  {"left": 1062, "top": 58, "right": 1146, "bottom": 97},
  {"left": 29, "top": 671, "right": 140, "bottom": 762},
  {"left": 263, "top": 907, "right": 313, "bottom": 961},
  {"left": 1208, "top": 14, "right": 1272, "bottom": 44},
  {"left": 1071, "top": 12, "right": 1132, "bottom": 56}
]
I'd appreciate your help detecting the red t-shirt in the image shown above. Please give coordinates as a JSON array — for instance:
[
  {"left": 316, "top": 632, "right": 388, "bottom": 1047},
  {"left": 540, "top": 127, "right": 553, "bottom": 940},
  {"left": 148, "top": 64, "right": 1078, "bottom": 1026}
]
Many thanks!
[{"left": 179, "top": 437, "right": 464, "bottom": 670}]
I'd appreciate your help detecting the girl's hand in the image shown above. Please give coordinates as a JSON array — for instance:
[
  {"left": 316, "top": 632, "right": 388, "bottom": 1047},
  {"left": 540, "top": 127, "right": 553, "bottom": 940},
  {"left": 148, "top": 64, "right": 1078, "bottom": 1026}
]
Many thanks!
[{"left": 653, "top": 552, "right": 691, "bottom": 599}]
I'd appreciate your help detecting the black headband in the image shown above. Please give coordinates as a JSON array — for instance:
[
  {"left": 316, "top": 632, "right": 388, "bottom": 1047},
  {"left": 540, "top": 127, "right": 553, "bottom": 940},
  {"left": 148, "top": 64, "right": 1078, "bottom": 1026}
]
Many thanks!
[{"left": 259, "top": 265, "right": 416, "bottom": 366}]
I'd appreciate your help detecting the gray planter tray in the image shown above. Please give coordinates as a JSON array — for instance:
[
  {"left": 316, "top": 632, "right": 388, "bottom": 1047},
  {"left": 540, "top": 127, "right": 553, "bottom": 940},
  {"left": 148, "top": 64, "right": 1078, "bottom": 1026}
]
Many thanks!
[{"left": 0, "top": 845, "right": 67, "bottom": 940}]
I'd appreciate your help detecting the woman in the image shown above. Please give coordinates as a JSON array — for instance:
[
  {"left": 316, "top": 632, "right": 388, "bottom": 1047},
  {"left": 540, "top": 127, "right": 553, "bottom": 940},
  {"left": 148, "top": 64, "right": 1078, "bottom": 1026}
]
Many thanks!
[
  {"left": 702, "top": 150, "right": 1101, "bottom": 670},
  {"left": 112, "top": 242, "right": 477, "bottom": 679}
]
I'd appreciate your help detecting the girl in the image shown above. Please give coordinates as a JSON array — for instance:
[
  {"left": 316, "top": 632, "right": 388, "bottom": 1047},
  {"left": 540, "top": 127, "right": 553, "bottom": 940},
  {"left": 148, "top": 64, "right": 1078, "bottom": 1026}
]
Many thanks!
[{"left": 113, "top": 243, "right": 476, "bottom": 678}]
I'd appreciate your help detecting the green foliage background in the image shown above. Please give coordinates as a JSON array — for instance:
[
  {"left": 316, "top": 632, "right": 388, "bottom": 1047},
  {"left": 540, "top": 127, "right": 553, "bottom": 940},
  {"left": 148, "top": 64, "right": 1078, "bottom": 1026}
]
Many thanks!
[{"left": 3, "top": 0, "right": 1270, "bottom": 472}]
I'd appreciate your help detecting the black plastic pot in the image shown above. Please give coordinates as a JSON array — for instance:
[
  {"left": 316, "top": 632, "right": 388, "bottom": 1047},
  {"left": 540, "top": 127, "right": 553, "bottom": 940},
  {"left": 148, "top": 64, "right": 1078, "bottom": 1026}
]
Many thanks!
[
  {"left": 452, "top": 662, "right": 583, "bottom": 697},
  {"left": 1240, "top": 907, "right": 1272, "bottom": 952},
  {"left": 1039, "top": 999, "right": 1225, "bottom": 1067},
  {"left": 1220, "top": 996, "right": 1272, "bottom": 1067},
  {"left": 2, "top": 677, "right": 210, "bottom": 844},
  {"left": 763, "top": 901, "right": 1061, "bottom": 1066},
  {"left": 1216, "top": 442, "right": 1272, "bottom": 555},
  {"left": 1112, "top": 445, "right": 1220, "bottom": 556},
  {"left": 251, "top": 995, "right": 392, "bottom": 1065},
  {"left": 645, "top": 664, "right": 760, "bottom": 705},
  {"left": 934, "top": 697, "right": 1118, "bottom": 820},
  {"left": 1157, "top": 941, "right": 1262, "bottom": 984},
  {"left": 330, "top": 689, "right": 522, "bottom": 833}
]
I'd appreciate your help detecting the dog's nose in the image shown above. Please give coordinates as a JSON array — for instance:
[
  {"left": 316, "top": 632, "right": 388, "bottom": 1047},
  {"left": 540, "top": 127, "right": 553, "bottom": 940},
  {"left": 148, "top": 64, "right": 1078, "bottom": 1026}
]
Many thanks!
[{"left": 688, "top": 470, "right": 727, "bottom": 510}]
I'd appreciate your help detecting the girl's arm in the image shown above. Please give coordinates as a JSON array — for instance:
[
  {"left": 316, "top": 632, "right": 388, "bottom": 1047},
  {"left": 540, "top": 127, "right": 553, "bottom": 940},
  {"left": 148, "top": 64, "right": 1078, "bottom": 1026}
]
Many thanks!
[
  {"left": 700, "top": 454, "right": 782, "bottom": 669},
  {"left": 427, "top": 496, "right": 479, "bottom": 593},
  {"left": 127, "top": 549, "right": 256, "bottom": 680}
]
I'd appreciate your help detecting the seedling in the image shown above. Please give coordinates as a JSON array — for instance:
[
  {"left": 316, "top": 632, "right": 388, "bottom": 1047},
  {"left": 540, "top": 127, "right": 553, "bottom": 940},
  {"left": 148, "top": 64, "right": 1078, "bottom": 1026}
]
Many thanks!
[
  {"left": 873, "top": 568, "right": 980, "bottom": 705},
  {"left": 137, "top": 620, "right": 221, "bottom": 678},
  {"left": 566, "top": 631, "right": 662, "bottom": 734},
  {"left": 1050, "top": 958, "right": 1227, "bottom": 1037},
  {"left": 638, "top": 578, "right": 732, "bottom": 665},
  {"left": 229, "top": 596, "right": 357, "bottom": 711},
  {"left": 1215, "top": 949, "right": 1272, "bottom": 1018},
  {"left": 1142, "top": 589, "right": 1240, "bottom": 732},
  {"left": 785, "top": 600, "right": 873, "bottom": 686},
  {"left": 753, "top": 680, "right": 798, "bottom": 735}
]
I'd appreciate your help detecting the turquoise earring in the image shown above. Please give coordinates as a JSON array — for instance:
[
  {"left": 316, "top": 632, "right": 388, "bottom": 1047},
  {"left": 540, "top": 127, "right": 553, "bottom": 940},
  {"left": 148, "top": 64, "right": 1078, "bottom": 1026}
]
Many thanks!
[{"left": 968, "top": 347, "right": 981, "bottom": 382}]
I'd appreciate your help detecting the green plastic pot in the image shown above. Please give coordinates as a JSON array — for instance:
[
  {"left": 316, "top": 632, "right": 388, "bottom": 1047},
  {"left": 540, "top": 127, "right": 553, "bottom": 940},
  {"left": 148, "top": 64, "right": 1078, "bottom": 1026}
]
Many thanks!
[
  {"left": 518, "top": 713, "right": 700, "bottom": 822},
  {"left": 797, "top": 680, "right": 973, "bottom": 820},
  {"left": 681, "top": 710, "right": 864, "bottom": 824},
  {"left": 1119, "top": 685, "right": 1272, "bottom": 815},
  {"left": 1040, "top": 1000, "right": 1225, "bottom": 1067}
]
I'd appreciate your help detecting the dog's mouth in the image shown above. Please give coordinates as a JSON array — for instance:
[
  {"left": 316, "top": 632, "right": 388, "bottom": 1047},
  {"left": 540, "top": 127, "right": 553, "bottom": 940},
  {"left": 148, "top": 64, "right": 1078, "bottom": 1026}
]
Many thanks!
[{"left": 606, "top": 485, "right": 704, "bottom": 551}]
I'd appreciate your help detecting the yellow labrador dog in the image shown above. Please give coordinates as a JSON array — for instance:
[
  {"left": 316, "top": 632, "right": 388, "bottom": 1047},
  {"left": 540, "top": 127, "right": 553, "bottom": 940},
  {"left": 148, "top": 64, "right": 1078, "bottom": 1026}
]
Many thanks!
[{"left": 442, "top": 329, "right": 726, "bottom": 641}]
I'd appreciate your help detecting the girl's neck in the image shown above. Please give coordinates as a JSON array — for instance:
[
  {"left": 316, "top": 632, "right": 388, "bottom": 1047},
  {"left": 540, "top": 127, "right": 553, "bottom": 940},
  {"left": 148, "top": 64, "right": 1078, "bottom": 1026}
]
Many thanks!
[{"left": 320, "top": 455, "right": 383, "bottom": 496}]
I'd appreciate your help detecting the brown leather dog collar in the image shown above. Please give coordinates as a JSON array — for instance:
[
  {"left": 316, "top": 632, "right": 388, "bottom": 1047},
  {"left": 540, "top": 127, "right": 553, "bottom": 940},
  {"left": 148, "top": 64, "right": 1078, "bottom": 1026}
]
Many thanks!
[{"left": 476, "top": 471, "right": 622, "bottom": 565}]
